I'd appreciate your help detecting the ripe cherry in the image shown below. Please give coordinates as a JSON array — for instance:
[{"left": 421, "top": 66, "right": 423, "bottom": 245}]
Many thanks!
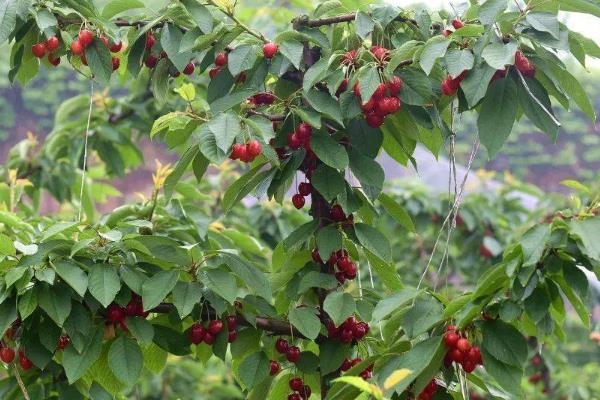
[
  {"left": 48, "top": 54, "right": 61, "bottom": 67},
  {"left": 286, "top": 346, "right": 300, "bottom": 362},
  {"left": 46, "top": 36, "right": 60, "bottom": 51},
  {"left": 227, "top": 331, "right": 237, "bottom": 343},
  {"left": 340, "top": 328, "right": 354, "bottom": 343},
  {"left": 287, "top": 133, "right": 301, "bottom": 149},
  {"left": 0, "top": 347, "right": 15, "bottom": 363},
  {"left": 336, "top": 78, "right": 349, "bottom": 97},
  {"left": 58, "top": 335, "right": 70, "bottom": 350},
  {"left": 226, "top": 315, "right": 237, "bottom": 331},
  {"left": 298, "top": 182, "right": 312, "bottom": 196},
  {"left": 203, "top": 332, "right": 215, "bottom": 345},
  {"left": 230, "top": 143, "right": 246, "bottom": 160},
  {"left": 444, "top": 332, "right": 459, "bottom": 348},
  {"left": 372, "top": 83, "right": 387, "bottom": 99},
  {"left": 449, "top": 348, "right": 464, "bottom": 363},
  {"left": 107, "top": 304, "right": 125, "bottom": 323},
  {"left": 189, "top": 323, "right": 205, "bottom": 344},
  {"left": 270, "top": 360, "right": 280, "bottom": 375},
  {"left": 365, "top": 112, "right": 384, "bottom": 128},
  {"left": 78, "top": 29, "right": 94, "bottom": 47},
  {"left": 215, "top": 52, "right": 228, "bottom": 66},
  {"left": 208, "top": 320, "right": 224, "bottom": 335},
  {"left": 246, "top": 140, "right": 262, "bottom": 158},
  {"left": 183, "top": 63, "right": 195, "bottom": 75},
  {"left": 456, "top": 338, "right": 471, "bottom": 352},
  {"left": 112, "top": 57, "right": 120, "bottom": 71},
  {"left": 263, "top": 42, "right": 279, "bottom": 59},
  {"left": 344, "top": 263, "right": 357, "bottom": 279},
  {"left": 145, "top": 32, "right": 155, "bottom": 49},
  {"left": 292, "top": 193, "right": 305, "bottom": 209},
  {"left": 311, "top": 248, "right": 322, "bottom": 263},
  {"left": 100, "top": 35, "right": 109, "bottom": 47},
  {"left": 468, "top": 346, "right": 482, "bottom": 365},
  {"left": 289, "top": 377, "right": 304, "bottom": 391},
  {"left": 341, "top": 358, "right": 352, "bottom": 371},
  {"left": 330, "top": 205, "right": 346, "bottom": 222},
  {"left": 352, "top": 322, "right": 367, "bottom": 339},
  {"left": 18, "top": 351, "right": 32, "bottom": 370},
  {"left": 451, "top": 19, "right": 464, "bottom": 29},
  {"left": 71, "top": 40, "right": 84, "bottom": 55},
  {"left": 275, "top": 338, "right": 289, "bottom": 354},
  {"left": 443, "top": 29, "right": 452, "bottom": 37},
  {"left": 296, "top": 123, "right": 312, "bottom": 140},
  {"left": 462, "top": 360, "right": 476, "bottom": 373},
  {"left": 335, "top": 271, "right": 346, "bottom": 284},
  {"left": 145, "top": 53, "right": 158, "bottom": 68},
  {"left": 446, "top": 324, "right": 456, "bottom": 332},
  {"left": 110, "top": 41, "right": 123, "bottom": 53},
  {"left": 32, "top": 43, "right": 46, "bottom": 58},
  {"left": 300, "top": 385, "right": 311, "bottom": 399},
  {"left": 209, "top": 67, "right": 221, "bottom": 79},
  {"left": 288, "top": 394, "right": 301, "bottom": 400},
  {"left": 387, "top": 76, "right": 403, "bottom": 96}
]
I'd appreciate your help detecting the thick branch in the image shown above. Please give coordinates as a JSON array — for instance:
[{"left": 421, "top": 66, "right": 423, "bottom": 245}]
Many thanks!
[{"left": 293, "top": 12, "right": 418, "bottom": 29}]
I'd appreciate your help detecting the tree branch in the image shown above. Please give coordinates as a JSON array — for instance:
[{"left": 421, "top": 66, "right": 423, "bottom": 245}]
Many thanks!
[{"left": 292, "top": 12, "right": 418, "bottom": 29}]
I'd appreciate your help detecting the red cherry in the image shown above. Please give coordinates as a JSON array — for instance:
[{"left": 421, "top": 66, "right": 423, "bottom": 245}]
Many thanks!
[
  {"left": 386, "top": 97, "right": 401, "bottom": 113},
  {"left": 32, "top": 43, "right": 46, "bottom": 58},
  {"left": 425, "top": 379, "right": 438, "bottom": 394},
  {"left": 451, "top": 19, "right": 464, "bottom": 29},
  {"left": 208, "top": 320, "right": 224, "bottom": 335},
  {"left": 351, "top": 357, "right": 362, "bottom": 367},
  {"left": 270, "top": 360, "right": 280, "bottom": 375},
  {"left": 226, "top": 316, "right": 237, "bottom": 331},
  {"left": 263, "top": 42, "right": 279, "bottom": 59},
  {"left": 215, "top": 52, "right": 228, "bottom": 66},
  {"left": 145, "top": 32, "right": 155, "bottom": 49},
  {"left": 276, "top": 338, "right": 289, "bottom": 354},
  {"left": 456, "top": 338, "right": 471, "bottom": 352},
  {"left": 78, "top": 29, "right": 94, "bottom": 47},
  {"left": 203, "top": 332, "right": 215, "bottom": 345},
  {"left": 374, "top": 98, "right": 390, "bottom": 117},
  {"left": 46, "top": 36, "right": 60, "bottom": 51},
  {"left": 353, "top": 81, "right": 361, "bottom": 97},
  {"left": 531, "top": 354, "right": 542, "bottom": 366},
  {"left": 183, "top": 63, "right": 195, "bottom": 75},
  {"left": 100, "top": 35, "right": 109, "bottom": 48},
  {"left": 209, "top": 67, "right": 221, "bottom": 79},
  {"left": 361, "top": 97, "right": 376, "bottom": 112},
  {"left": 360, "top": 370, "right": 372, "bottom": 380},
  {"left": 48, "top": 53, "right": 61, "bottom": 67},
  {"left": 110, "top": 41, "right": 123, "bottom": 52},
  {"left": 335, "top": 271, "right": 346, "bottom": 284},
  {"left": 418, "top": 393, "right": 432, "bottom": 400},
  {"left": 296, "top": 123, "right": 312, "bottom": 140},
  {"left": 292, "top": 193, "right": 305, "bottom": 209},
  {"left": 468, "top": 346, "right": 482, "bottom": 365},
  {"left": 372, "top": 83, "right": 387, "bottom": 99},
  {"left": 246, "top": 140, "right": 262, "bottom": 158},
  {"left": 529, "top": 373, "right": 542, "bottom": 383},
  {"left": 287, "top": 133, "right": 301, "bottom": 149},
  {"left": 227, "top": 331, "right": 237, "bottom": 342},
  {"left": 0, "top": 348, "right": 15, "bottom": 363},
  {"left": 441, "top": 76, "right": 458, "bottom": 96},
  {"left": 365, "top": 112, "right": 384, "bottom": 128},
  {"left": 344, "top": 263, "right": 357, "bottom": 279},
  {"left": 58, "top": 335, "right": 70, "bottom": 350},
  {"left": 70, "top": 40, "right": 84, "bottom": 55},
  {"left": 107, "top": 304, "right": 125, "bottom": 323},
  {"left": 289, "top": 377, "right": 304, "bottom": 391},
  {"left": 336, "top": 256, "right": 351, "bottom": 272},
  {"left": 341, "top": 358, "right": 352, "bottom": 371},
  {"left": 462, "top": 360, "right": 476, "bottom": 373},
  {"left": 189, "top": 323, "right": 206, "bottom": 344},
  {"left": 443, "top": 29, "right": 453, "bottom": 37},
  {"left": 330, "top": 205, "right": 346, "bottom": 222},
  {"left": 341, "top": 49, "right": 358, "bottom": 65},
  {"left": 340, "top": 328, "right": 353, "bottom": 343},
  {"left": 286, "top": 346, "right": 300, "bottom": 363},
  {"left": 299, "top": 385, "right": 311, "bottom": 399},
  {"left": 160, "top": 50, "right": 168, "bottom": 59},
  {"left": 515, "top": 51, "right": 535, "bottom": 77},
  {"left": 444, "top": 332, "right": 460, "bottom": 348},
  {"left": 311, "top": 248, "right": 322, "bottom": 263},
  {"left": 387, "top": 76, "right": 403, "bottom": 96},
  {"left": 18, "top": 352, "right": 33, "bottom": 370},
  {"left": 288, "top": 394, "right": 301, "bottom": 400},
  {"left": 298, "top": 182, "right": 312, "bottom": 196},
  {"left": 352, "top": 323, "right": 367, "bottom": 339},
  {"left": 446, "top": 324, "right": 456, "bottom": 332},
  {"left": 230, "top": 143, "right": 246, "bottom": 160},
  {"left": 145, "top": 54, "right": 158, "bottom": 68},
  {"left": 449, "top": 348, "right": 464, "bottom": 363},
  {"left": 112, "top": 56, "right": 120, "bottom": 71},
  {"left": 336, "top": 78, "right": 349, "bottom": 97}
]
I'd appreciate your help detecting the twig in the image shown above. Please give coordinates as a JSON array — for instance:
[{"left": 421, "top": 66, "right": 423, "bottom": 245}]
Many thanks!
[
  {"left": 13, "top": 364, "right": 30, "bottom": 400},
  {"left": 516, "top": 69, "right": 561, "bottom": 127},
  {"left": 292, "top": 12, "right": 418, "bottom": 29},
  {"left": 77, "top": 80, "right": 94, "bottom": 223},
  {"left": 206, "top": 0, "right": 267, "bottom": 42}
]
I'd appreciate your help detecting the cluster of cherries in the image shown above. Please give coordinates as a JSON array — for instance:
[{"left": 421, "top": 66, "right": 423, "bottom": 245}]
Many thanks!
[
  {"left": 0, "top": 342, "right": 33, "bottom": 371},
  {"left": 229, "top": 140, "right": 263, "bottom": 163},
  {"left": 286, "top": 377, "right": 312, "bottom": 400},
  {"left": 443, "top": 325, "right": 482, "bottom": 373},
  {"left": 31, "top": 35, "right": 63, "bottom": 66},
  {"left": 353, "top": 75, "right": 403, "bottom": 128},
  {"left": 291, "top": 181, "right": 312, "bottom": 210},
  {"left": 326, "top": 316, "right": 369, "bottom": 344},
  {"left": 209, "top": 42, "right": 278, "bottom": 80},
  {"left": 189, "top": 316, "right": 238, "bottom": 345},
  {"left": 412, "top": 379, "right": 439, "bottom": 400},
  {"left": 442, "top": 18, "right": 465, "bottom": 37},
  {"left": 312, "top": 247, "right": 358, "bottom": 284},
  {"left": 249, "top": 91, "right": 276, "bottom": 106},
  {"left": 340, "top": 357, "right": 374, "bottom": 380},
  {"left": 106, "top": 293, "right": 149, "bottom": 331},
  {"left": 441, "top": 71, "right": 467, "bottom": 96}
]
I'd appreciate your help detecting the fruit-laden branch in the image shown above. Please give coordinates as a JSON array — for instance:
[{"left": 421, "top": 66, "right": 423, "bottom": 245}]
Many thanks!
[
  {"left": 292, "top": 12, "right": 418, "bottom": 29},
  {"left": 151, "top": 303, "right": 307, "bottom": 338}
]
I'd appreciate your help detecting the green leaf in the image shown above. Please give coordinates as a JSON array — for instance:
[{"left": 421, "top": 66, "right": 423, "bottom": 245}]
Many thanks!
[
  {"left": 181, "top": 0, "right": 213, "bottom": 33},
  {"left": 419, "top": 36, "right": 451, "bottom": 75},
  {"left": 172, "top": 281, "right": 202, "bottom": 317},
  {"left": 174, "top": 82, "right": 196, "bottom": 101},
  {"left": 164, "top": 145, "right": 199, "bottom": 201},
  {"left": 53, "top": 260, "right": 88, "bottom": 298},
  {"left": 358, "top": 67, "right": 382, "bottom": 105},
  {"left": 218, "top": 252, "right": 271, "bottom": 300},
  {"left": 569, "top": 218, "right": 600, "bottom": 261},
  {"left": 142, "top": 270, "right": 180, "bottom": 311},
  {"left": 401, "top": 297, "right": 443, "bottom": 338},
  {"left": 126, "top": 317, "right": 154, "bottom": 345},
  {"left": 304, "top": 88, "right": 344, "bottom": 126},
  {"left": 481, "top": 319, "right": 527, "bottom": 367},
  {"left": 151, "top": 59, "right": 170, "bottom": 104},
  {"left": 323, "top": 292, "right": 356, "bottom": 326},
  {"left": 356, "top": 11, "right": 375, "bottom": 38},
  {"left": 0, "top": 233, "right": 15, "bottom": 255},
  {"left": 303, "top": 58, "right": 329, "bottom": 92},
  {"left": 200, "top": 268, "right": 237, "bottom": 304},
  {"left": 477, "top": 76, "right": 518, "bottom": 158},
  {"left": 445, "top": 49, "right": 475, "bottom": 78},
  {"left": 453, "top": 24, "right": 485, "bottom": 37},
  {"left": 282, "top": 220, "right": 319, "bottom": 251},
  {"left": 108, "top": 336, "right": 143, "bottom": 387},
  {"left": 372, "top": 289, "right": 420, "bottom": 322},
  {"left": 316, "top": 225, "right": 343, "bottom": 261},
  {"left": 228, "top": 44, "right": 259, "bottom": 76},
  {"left": 365, "top": 250, "right": 403, "bottom": 291},
  {"left": 101, "top": 0, "right": 144, "bottom": 19},
  {"left": 481, "top": 348, "right": 523, "bottom": 397},
  {"left": 18, "top": 288, "right": 37, "bottom": 320},
  {"left": 552, "top": 275, "right": 590, "bottom": 327},
  {"left": 311, "top": 164, "right": 346, "bottom": 202},
  {"left": 63, "top": 326, "right": 104, "bottom": 383},
  {"left": 0, "top": 0, "right": 18, "bottom": 44},
  {"left": 482, "top": 41, "right": 518, "bottom": 70},
  {"left": 0, "top": 301, "right": 17, "bottom": 340},
  {"left": 197, "top": 124, "right": 227, "bottom": 163},
  {"left": 297, "top": 272, "right": 339, "bottom": 294},
  {"left": 85, "top": 38, "right": 113, "bottom": 85},
  {"left": 310, "top": 130, "right": 349, "bottom": 170},
  {"left": 526, "top": 12, "right": 559, "bottom": 38},
  {"left": 554, "top": 67, "right": 596, "bottom": 121},
  {"left": 378, "top": 193, "right": 415, "bottom": 232},
  {"left": 520, "top": 224, "right": 550, "bottom": 267},
  {"left": 279, "top": 40, "right": 303, "bottom": 69},
  {"left": 354, "top": 223, "right": 391, "bottom": 263},
  {"left": 238, "top": 351, "right": 270, "bottom": 389},
  {"left": 517, "top": 76, "right": 559, "bottom": 141},
  {"left": 348, "top": 149, "right": 384, "bottom": 200},
  {"left": 479, "top": 0, "right": 508, "bottom": 25},
  {"left": 88, "top": 265, "right": 121, "bottom": 308},
  {"left": 38, "top": 284, "right": 71, "bottom": 327},
  {"left": 208, "top": 112, "right": 242, "bottom": 152},
  {"left": 288, "top": 306, "right": 321, "bottom": 340},
  {"left": 221, "top": 163, "right": 267, "bottom": 213},
  {"left": 558, "top": 0, "right": 600, "bottom": 18}
]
